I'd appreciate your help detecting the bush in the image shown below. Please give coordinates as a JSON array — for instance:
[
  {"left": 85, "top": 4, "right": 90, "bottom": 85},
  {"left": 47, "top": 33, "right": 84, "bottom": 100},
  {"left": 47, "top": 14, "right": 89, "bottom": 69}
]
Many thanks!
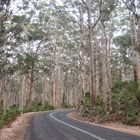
[
  {"left": 79, "top": 81, "right": 140, "bottom": 126},
  {"left": 83, "top": 92, "right": 91, "bottom": 107},
  {"left": 23, "top": 101, "right": 54, "bottom": 113},
  {"left": 61, "top": 102, "right": 73, "bottom": 109},
  {"left": 111, "top": 81, "right": 140, "bottom": 125},
  {"left": 43, "top": 101, "right": 54, "bottom": 110},
  {"left": 0, "top": 101, "right": 54, "bottom": 129},
  {"left": 0, "top": 106, "right": 21, "bottom": 129}
]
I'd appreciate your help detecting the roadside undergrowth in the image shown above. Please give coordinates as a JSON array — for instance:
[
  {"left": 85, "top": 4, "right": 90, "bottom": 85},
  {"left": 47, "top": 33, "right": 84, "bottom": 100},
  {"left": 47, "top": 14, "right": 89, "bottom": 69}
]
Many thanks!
[
  {"left": 0, "top": 101, "right": 54, "bottom": 129},
  {"left": 78, "top": 81, "right": 140, "bottom": 126}
]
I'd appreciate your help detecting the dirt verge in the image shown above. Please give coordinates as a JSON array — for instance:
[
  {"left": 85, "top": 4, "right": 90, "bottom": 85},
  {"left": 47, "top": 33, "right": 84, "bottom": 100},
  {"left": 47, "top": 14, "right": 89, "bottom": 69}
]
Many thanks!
[
  {"left": 0, "top": 112, "right": 38, "bottom": 140},
  {"left": 67, "top": 111, "right": 140, "bottom": 137}
]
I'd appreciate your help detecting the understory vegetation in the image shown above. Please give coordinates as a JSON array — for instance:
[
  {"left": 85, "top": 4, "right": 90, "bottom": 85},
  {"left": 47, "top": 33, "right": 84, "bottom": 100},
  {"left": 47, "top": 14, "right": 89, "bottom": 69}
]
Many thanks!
[
  {"left": 80, "top": 81, "right": 140, "bottom": 125},
  {"left": 0, "top": 106, "right": 20, "bottom": 129},
  {"left": 0, "top": 102, "right": 54, "bottom": 128}
]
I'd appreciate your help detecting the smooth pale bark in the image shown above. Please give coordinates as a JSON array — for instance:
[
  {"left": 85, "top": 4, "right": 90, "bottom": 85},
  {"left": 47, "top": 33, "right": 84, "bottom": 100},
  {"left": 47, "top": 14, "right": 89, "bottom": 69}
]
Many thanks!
[
  {"left": 129, "top": 0, "right": 140, "bottom": 86},
  {"left": 81, "top": 61, "right": 86, "bottom": 99},
  {"left": 95, "top": 55, "right": 100, "bottom": 97},
  {"left": 107, "top": 35, "right": 112, "bottom": 111},
  {"left": 79, "top": 35, "right": 86, "bottom": 100},
  {"left": 56, "top": 52, "right": 61, "bottom": 108},
  {"left": 2, "top": 74, "right": 10, "bottom": 115},
  {"left": 28, "top": 61, "right": 35, "bottom": 108},
  {"left": 52, "top": 72, "right": 56, "bottom": 107},
  {"left": 19, "top": 74, "right": 25, "bottom": 111},
  {"left": 86, "top": 0, "right": 96, "bottom": 107},
  {"left": 101, "top": 21, "right": 112, "bottom": 110},
  {"left": 79, "top": 3, "right": 86, "bottom": 100},
  {"left": 41, "top": 73, "right": 46, "bottom": 106},
  {"left": 7, "top": 77, "right": 11, "bottom": 109},
  {"left": 52, "top": 37, "right": 62, "bottom": 108}
]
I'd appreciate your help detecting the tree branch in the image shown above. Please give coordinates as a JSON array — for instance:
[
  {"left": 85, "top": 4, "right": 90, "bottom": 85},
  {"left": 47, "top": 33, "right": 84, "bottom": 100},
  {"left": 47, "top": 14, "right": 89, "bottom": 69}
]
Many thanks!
[
  {"left": 122, "top": 0, "right": 140, "bottom": 18},
  {"left": 92, "top": 15, "right": 101, "bottom": 30},
  {"left": 81, "top": 0, "right": 87, "bottom": 8},
  {"left": 35, "top": 33, "right": 48, "bottom": 54}
]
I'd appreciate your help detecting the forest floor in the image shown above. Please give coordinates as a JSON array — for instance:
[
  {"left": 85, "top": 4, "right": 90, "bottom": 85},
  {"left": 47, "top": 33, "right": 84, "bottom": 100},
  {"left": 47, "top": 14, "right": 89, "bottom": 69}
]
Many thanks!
[
  {"left": 67, "top": 111, "right": 140, "bottom": 137},
  {"left": 0, "top": 112, "right": 38, "bottom": 140}
]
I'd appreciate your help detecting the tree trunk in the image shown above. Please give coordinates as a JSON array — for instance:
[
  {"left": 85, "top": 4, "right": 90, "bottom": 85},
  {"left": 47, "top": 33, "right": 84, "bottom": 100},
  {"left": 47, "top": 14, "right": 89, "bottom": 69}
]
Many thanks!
[
  {"left": 41, "top": 73, "right": 46, "bottom": 106},
  {"left": 79, "top": 3, "right": 86, "bottom": 101},
  {"left": 2, "top": 74, "right": 9, "bottom": 115},
  {"left": 28, "top": 62, "right": 35, "bottom": 108},
  {"left": 95, "top": 52, "right": 100, "bottom": 97},
  {"left": 19, "top": 74, "right": 25, "bottom": 112},
  {"left": 129, "top": 0, "right": 140, "bottom": 86},
  {"left": 101, "top": 21, "right": 112, "bottom": 110},
  {"left": 87, "top": 0, "right": 96, "bottom": 107}
]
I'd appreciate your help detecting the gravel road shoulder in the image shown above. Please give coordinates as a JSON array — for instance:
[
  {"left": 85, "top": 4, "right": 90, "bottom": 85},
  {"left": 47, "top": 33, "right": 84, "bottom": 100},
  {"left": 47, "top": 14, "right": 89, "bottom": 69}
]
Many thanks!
[{"left": 0, "top": 112, "right": 38, "bottom": 140}]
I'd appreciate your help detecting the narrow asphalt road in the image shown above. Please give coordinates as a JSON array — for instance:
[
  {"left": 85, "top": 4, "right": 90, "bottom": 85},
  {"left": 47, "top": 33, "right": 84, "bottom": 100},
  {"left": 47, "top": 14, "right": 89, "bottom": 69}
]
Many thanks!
[{"left": 25, "top": 109, "right": 140, "bottom": 140}]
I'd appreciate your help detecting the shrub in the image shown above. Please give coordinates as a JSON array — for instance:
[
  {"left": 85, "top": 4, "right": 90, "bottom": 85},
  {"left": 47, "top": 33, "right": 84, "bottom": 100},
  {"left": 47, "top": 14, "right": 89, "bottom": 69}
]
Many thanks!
[
  {"left": 79, "top": 81, "right": 140, "bottom": 126},
  {"left": 0, "top": 106, "right": 21, "bottom": 129},
  {"left": 111, "top": 81, "right": 140, "bottom": 125},
  {"left": 23, "top": 101, "right": 54, "bottom": 113},
  {"left": 0, "top": 101, "right": 54, "bottom": 129}
]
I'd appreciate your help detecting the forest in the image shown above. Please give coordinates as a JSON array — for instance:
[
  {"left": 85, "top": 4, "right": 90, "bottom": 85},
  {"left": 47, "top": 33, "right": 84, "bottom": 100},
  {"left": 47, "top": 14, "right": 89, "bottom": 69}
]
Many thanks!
[{"left": 0, "top": 0, "right": 140, "bottom": 128}]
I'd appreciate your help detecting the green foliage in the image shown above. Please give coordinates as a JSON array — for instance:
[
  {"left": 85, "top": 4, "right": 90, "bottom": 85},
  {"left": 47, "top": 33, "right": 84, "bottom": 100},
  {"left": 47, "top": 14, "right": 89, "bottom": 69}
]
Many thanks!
[
  {"left": 61, "top": 102, "right": 73, "bottom": 109},
  {"left": 79, "top": 81, "right": 140, "bottom": 125},
  {"left": 43, "top": 101, "right": 55, "bottom": 110},
  {"left": 0, "top": 102, "right": 54, "bottom": 129},
  {"left": 111, "top": 81, "right": 140, "bottom": 125},
  {"left": 113, "top": 33, "right": 132, "bottom": 47},
  {"left": 26, "top": 24, "right": 45, "bottom": 41},
  {"left": 23, "top": 101, "right": 54, "bottom": 113},
  {"left": 95, "top": 96, "right": 104, "bottom": 106},
  {"left": 0, "top": 106, "right": 20, "bottom": 129},
  {"left": 112, "top": 81, "right": 140, "bottom": 105},
  {"left": 80, "top": 106, "right": 108, "bottom": 123},
  {"left": 12, "top": 15, "right": 26, "bottom": 24},
  {"left": 113, "top": 33, "right": 132, "bottom": 66},
  {"left": 16, "top": 52, "right": 39, "bottom": 74},
  {"left": 79, "top": 92, "right": 109, "bottom": 123},
  {"left": 83, "top": 92, "right": 91, "bottom": 107},
  {"left": 100, "top": 0, "right": 117, "bottom": 21},
  {"left": 61, "top": 93, "right": 73, "bottom": 108}
]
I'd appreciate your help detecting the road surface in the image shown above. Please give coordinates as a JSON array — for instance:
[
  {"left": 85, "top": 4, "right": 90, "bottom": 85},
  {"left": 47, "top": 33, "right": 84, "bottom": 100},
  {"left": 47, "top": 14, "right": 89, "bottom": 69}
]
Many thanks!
[{"left": 25, "top": 109, "right": 140, "bottom": 140}]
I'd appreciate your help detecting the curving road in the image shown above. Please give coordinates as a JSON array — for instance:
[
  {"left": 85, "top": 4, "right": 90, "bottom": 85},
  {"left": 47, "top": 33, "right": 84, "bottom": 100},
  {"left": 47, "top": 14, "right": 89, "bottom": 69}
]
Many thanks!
[{"left": 25, "top": 109, "right": 140, "bottom": 140}]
